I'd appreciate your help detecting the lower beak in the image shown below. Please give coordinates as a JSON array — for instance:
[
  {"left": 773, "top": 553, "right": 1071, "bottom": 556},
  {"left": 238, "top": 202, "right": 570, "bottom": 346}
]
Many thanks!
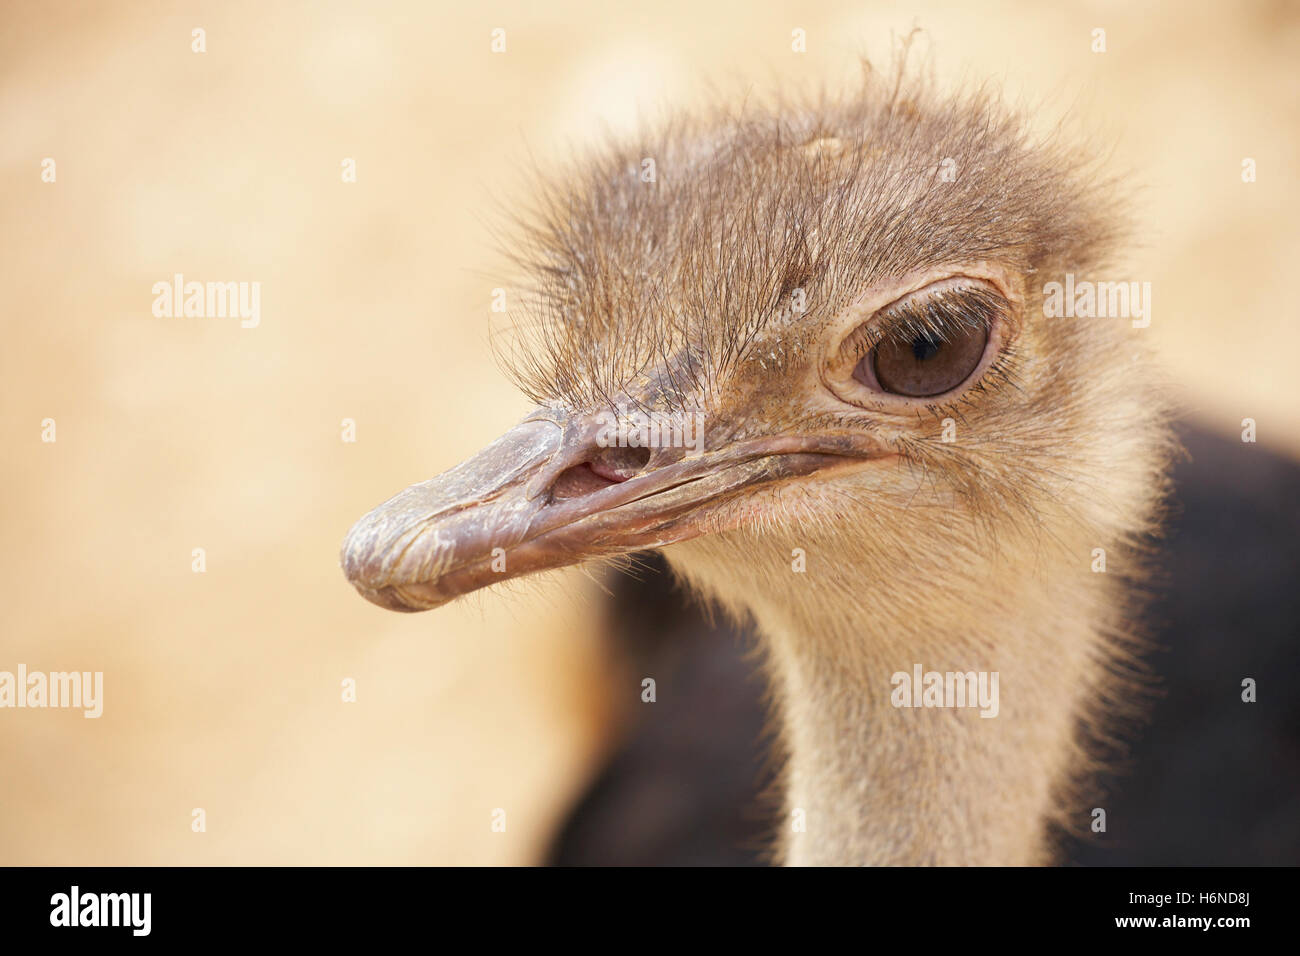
[{"left": 341, "top": 409, "right": 877, "bottom": 612}]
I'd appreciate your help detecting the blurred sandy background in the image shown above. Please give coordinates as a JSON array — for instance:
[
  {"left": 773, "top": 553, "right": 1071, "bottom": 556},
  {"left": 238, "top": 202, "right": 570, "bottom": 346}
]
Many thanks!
[{"left": 1, "top": 0, "right": 1296, "bottom": 864}]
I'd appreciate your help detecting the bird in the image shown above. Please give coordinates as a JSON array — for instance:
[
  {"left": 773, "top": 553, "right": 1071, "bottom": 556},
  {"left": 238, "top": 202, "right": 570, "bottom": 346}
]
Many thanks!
[{"left": 341, "top": 64, "right": 1175, "bottom": 866}]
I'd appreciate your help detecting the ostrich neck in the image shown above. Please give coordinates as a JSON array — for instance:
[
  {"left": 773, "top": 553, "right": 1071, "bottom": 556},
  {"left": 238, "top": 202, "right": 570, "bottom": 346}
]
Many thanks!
[
  {"left": 668, "top": 534, "right": 1107, "bottom": 866},
  {"left": 762, "top": 557, "right": 1100, "bottom": 865}
]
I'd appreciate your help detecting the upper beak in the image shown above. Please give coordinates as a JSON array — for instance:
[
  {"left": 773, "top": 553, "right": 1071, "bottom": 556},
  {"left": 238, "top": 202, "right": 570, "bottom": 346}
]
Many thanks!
[{"left": 341, "top": 407, "right": 879, "bottom": 612}]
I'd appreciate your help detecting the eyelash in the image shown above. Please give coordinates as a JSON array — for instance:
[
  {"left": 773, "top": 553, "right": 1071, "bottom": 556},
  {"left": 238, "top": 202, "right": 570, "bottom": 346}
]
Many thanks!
[{"left": 843, "top": 285, "right": 1005, "bottom": 359}]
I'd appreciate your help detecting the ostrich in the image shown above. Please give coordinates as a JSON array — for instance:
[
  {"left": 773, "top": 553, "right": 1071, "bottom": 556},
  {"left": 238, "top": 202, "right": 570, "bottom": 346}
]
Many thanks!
[{"left": 341, "top": 71, "right": 1173, "bottom": 866}]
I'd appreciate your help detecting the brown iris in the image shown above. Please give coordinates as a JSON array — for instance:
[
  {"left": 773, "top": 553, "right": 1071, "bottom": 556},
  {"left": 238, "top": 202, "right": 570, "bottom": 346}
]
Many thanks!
[{"left": 858, "top": 324, "right": 989, "bottom": 397}]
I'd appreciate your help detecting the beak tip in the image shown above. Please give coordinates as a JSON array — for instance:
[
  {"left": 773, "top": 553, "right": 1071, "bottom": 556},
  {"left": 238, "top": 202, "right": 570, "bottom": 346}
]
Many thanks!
[
  {"left": 350, "top": 582, "right": 435, "bottom": 613},
  {"left": 341, "top": 524, "right": 453, "bottom": 614},
  {"left": 340, "top": 520, "right": 398, "bottom": 607},
  {"left": 339, "top": 522, "right": 375, "bottom": 584}
]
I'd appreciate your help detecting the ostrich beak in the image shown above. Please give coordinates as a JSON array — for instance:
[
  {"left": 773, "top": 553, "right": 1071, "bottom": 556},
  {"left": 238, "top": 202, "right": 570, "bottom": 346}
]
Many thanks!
[{"left": 341, "top": 408, "right": 873, "bottom": 612}]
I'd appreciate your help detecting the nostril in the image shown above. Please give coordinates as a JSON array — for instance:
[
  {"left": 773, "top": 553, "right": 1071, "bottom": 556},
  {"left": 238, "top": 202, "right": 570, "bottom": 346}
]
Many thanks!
[
  {"left": 589, "top": 445, "right": 652, "bottom": 482},
  {"left": 551, "top": 463, "right": 616, "bottom": 500},
  {"left": 550, "top": 446, "right": 652, "bottom": 501}
]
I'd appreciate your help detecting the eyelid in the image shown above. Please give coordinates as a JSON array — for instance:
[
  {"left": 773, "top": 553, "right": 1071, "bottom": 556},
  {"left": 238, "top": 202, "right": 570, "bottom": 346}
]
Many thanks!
[
  {"left": 835, "top": 280, "right": 1009, "bottom": 366},
  {"left": 838, "top": 323, "right": 884, "bottom": 363}
]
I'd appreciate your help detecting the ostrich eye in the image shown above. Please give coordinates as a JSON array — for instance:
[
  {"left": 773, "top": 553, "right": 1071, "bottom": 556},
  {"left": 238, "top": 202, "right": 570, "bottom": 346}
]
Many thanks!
[
  {"left": 859, "top": 324, "right": 989, "bottom": 397},
  {"left": 847, "top": 280, "right": 1004, "bottom": 399}
]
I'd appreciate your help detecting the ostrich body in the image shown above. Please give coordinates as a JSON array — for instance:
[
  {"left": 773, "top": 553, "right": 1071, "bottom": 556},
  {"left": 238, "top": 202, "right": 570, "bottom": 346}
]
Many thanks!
[{"left": 342, "top": 75, "right": 1172, "bottom": 865}]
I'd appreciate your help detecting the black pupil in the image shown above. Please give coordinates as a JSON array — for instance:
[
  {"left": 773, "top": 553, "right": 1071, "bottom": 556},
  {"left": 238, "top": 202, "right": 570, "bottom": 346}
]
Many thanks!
[{"left": 911, "top": 335, "right": 941, "bottom": 362}]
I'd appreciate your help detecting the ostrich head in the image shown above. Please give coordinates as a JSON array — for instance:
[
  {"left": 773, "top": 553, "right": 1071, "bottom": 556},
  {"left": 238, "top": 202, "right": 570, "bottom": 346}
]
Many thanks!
[{"left": 342, "top": 73, "right": 1172, "bottom": 865}]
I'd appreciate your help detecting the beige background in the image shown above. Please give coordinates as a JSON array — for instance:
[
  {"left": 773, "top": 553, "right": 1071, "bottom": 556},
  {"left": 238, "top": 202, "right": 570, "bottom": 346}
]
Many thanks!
[{"left": 1, "top": 0, "right": 1295, "bottom": 864}]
